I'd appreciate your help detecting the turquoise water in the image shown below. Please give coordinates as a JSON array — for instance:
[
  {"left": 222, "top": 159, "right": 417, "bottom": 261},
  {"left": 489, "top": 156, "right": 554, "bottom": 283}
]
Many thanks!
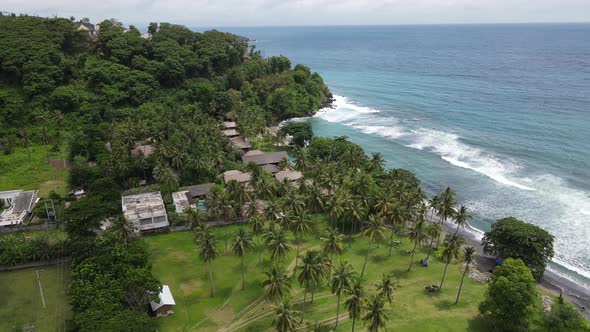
[{"left": 219, "top": 24, "right": 590, "bottom": 287}]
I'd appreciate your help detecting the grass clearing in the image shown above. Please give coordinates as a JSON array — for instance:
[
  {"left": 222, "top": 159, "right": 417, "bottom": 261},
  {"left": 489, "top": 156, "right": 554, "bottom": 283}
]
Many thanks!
[
  {"left": 0, "top": 264, "right": 71, "bottom": 332},
  {"left": 0, "top": 145, "right": 68, "bottom": 197},
  {"left": 144, "top": 219, "right": 490, "bottom": 331}
]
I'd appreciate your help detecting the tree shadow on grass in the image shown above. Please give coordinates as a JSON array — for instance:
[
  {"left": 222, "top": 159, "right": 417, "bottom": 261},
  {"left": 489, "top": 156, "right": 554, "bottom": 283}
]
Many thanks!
[
  {"left": 467, "top": 315, "right": 489, "bottom": 331},
  {"left": 434, "top": 298, "right": 455, "bottom": 310}
]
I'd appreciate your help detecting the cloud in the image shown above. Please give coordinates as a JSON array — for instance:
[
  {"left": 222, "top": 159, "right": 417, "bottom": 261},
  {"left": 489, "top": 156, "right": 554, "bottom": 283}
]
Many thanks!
[{"left": 2, "top": 0, "right": 589, "bottom": 27}]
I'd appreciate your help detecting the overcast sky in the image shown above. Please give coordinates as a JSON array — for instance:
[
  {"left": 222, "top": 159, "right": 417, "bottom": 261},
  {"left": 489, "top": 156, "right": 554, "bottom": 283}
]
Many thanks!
[{"left": 3, "top": 0, "right": 590, "bottom": 27}]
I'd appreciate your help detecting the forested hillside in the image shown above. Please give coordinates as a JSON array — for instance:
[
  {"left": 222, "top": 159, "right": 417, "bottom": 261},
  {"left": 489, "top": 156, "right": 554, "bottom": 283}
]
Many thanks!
[{"left": 0, "top": 15, "right": 331, "bottom": 191}]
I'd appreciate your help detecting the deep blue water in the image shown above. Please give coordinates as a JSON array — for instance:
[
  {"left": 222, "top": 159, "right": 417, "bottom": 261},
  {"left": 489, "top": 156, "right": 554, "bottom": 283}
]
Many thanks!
[{"left": 213, "top": 24, "right": 590, "bottom": 287}]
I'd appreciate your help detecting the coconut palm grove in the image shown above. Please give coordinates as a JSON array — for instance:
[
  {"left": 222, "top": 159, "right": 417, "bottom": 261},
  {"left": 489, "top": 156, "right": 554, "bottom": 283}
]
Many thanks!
[{"left": 0, "top": 13, "right": 588, "bottom": 332}]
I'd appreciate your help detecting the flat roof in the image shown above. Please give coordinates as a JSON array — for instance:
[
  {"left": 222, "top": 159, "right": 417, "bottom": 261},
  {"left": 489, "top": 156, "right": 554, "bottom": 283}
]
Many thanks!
[
  {"left": 122, "top": 192, "right": 167, "bottom": 220},
  {"left": 223, "top": 121, "right": 237, "bottom": 129},
  {"left": 222, "top": 129, "right": 239, "bottom": 137}
]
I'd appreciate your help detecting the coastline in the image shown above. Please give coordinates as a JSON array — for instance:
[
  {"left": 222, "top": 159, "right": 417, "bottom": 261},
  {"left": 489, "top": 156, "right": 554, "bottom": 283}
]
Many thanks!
[{"left": 431, "top": 215, "right": 590, "bottom": 319}]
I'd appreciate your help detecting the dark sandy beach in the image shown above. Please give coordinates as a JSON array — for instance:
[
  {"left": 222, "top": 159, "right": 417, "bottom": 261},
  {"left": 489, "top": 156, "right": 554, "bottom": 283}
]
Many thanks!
[{"left": 428, "top": 213, "right": 590, "bottom": 320}]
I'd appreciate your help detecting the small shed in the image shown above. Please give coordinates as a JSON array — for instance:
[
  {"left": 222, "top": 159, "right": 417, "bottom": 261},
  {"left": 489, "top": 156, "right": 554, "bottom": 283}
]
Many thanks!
[{"left": 150, "top": 285, "right": 176, "bottom": 317}]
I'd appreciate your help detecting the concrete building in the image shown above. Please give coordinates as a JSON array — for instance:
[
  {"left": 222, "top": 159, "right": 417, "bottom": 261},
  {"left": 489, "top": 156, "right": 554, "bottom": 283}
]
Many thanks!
[
  {"left": 0, "top": 190, "right": 39, "bottom": 226},
  {"left": 121, "top": 192, "right": 168, "bottom": 232}
]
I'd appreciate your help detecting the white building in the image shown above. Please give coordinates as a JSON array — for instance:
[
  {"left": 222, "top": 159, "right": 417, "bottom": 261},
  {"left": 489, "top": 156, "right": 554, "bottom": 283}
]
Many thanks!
[
  {"left": 150, "top": 285, "right": 176, "bottom": 317},
  {"left": 0, "top": 190, "right": 39, "bottom": 227},
  {"left": 121, "top": 192, "right": 169, "bottom": 232}
]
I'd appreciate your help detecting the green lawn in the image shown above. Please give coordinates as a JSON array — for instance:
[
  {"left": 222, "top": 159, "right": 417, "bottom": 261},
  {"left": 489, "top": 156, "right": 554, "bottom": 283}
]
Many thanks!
[
  {"left": 0, "top": 264, "right": 71, "bottom": 332},
  {"left": 0, "top": 145, "right": 68, "bottom": 197},
  {"left": 144, "top": 219, "right": 489, "bottom": 332}
]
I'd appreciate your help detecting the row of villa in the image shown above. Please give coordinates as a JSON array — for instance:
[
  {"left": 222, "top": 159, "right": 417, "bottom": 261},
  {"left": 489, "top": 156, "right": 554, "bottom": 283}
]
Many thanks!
[{"left": 119, "top": 119, "right": 302, "bottom": 233}]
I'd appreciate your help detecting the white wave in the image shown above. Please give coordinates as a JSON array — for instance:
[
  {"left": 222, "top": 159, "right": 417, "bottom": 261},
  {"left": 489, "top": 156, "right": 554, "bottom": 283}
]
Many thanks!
[
  {"left": 408, "top": 128, "right": 536, "bottom": 191},
  {"left": 314, "top": 95, "right": 380, "bottom": 123},
  {"left": 352, "top": 125, "right": 407, "bottom": 139}
]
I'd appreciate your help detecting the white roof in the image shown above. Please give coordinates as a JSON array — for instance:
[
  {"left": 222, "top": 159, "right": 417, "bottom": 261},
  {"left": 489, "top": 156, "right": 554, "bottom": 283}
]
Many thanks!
[{"left": 150, "top": 285, "right": 176, "bottom": 311}]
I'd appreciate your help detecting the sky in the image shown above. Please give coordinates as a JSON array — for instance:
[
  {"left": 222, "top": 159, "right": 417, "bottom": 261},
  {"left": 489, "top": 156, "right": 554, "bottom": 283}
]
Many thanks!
[{"left": 3, "top": 0, "right": 590, "bottom": 27}]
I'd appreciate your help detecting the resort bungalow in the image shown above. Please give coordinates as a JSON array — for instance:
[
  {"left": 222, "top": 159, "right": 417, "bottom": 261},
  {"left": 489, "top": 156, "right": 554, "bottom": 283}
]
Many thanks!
[
  {"left": 222, "top": 129, "right": 240, "bottom": 138},
  {"left": 230, "top": 136, "right": 252, "bottom": 151},
  {"left": 172, "top": 183, "right": 214, "bottom": 213},
  {"left": 223, "top": 121, "right": 237, "bottom": 129},
  {"left": 223, "top": 170, "right": 251, "bottom": 184},
  {"left": 150, "top": 285, "right": 176, "bottom": 317},
  {"left": 241, "top": 151, "right": 288, "bottom": 166},
  {"left": 262, "top": 164, "right": 280, "bottom": 174},
  {"left": 121, "top": 192, "right": 169, "bottom": 232},
  {"left": 275, "top": 170, "right": 303, "bottom": 182},
  {"left": 0, "top": 190, "right": 39, "bottom": 227},
  {"left": 131, "top": 144, "right": 155, "bottom": 158}
]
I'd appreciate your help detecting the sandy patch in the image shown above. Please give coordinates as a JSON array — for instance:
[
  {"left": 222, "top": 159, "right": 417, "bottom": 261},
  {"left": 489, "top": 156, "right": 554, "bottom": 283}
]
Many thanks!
[
  {"left": 207, "top": 306, "right": 236, "bottom": 325},
  {"left": 179, "top": 279, "right": 203, "bottom": 296}
]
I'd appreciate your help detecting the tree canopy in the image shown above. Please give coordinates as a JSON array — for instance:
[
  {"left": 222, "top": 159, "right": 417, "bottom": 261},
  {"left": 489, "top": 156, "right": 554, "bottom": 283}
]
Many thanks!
[{"left": 482, "top": 217, "right": 554, "bottom": 280}]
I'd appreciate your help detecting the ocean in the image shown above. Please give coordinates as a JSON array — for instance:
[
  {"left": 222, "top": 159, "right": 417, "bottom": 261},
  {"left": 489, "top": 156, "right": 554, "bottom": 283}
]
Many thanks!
[{"left": 217, "top": 24, "right": 590, "bottom": 288}]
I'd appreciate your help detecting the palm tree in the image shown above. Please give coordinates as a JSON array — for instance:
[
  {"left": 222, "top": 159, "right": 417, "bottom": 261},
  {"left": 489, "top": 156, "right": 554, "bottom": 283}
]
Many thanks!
[
  {"left": 345, "top": 277, "right": 365, "bottom": 332},
  {"left": 360, "top": 215, "right": 387, "bottom": 278},
  {"left": 436, "top": 187, "right": 456, "bottom": 243},
  {"left": 425, "top": 222, "right": 442, "bottom": 260},
  {"left": 369, "top": 152, "right": 385, "bottom": 172},
  {"left": 268, "top": 226, "right": 290, "bottom": 267},
  {"left": 298, "top": 250, "right": 326, "bottom": 322},
  {"left": 455, "top": 246, "right": 476, "bottom": 304},
  {"left": 439, "top": 234, "right": 465, "bottom": 290},
  {"left": 453, "top": 205, "right": 470, "bottom": 235},
  {"left": 110, "top": 215, "right": 134, "bottom": 244},
  {"left": 428, "top": 194, "right": 440, "bottom": 221},
  {"left": 307, "top": 183, "right": 325, "bottom": 236},
  {"left": 375, "top": 274, "right": 396, "bottom": 305},
  {"left": 219, "top": 192, "right": 236, "bottom": 254},
  {"left": 290, "top": 212, "right": 312, "bottom": 273},
  {"left": 322, "top": 229, "right": 344, "bottom": 275},
  {"left": 362, "top": 295, "right": 389, "bottom": 332},
  {"left": 347, "top": 199, "right": 365, "bottom": 247},
  {"left": 199, "top": 230, "right": 219, "bottom": 297},
  {"left": 328, "top": 194, "right": 345, "bottom": 228},
  {"left": 388, "top": 202, "right": 406, "bottom": 256},
  {"left": 263, "top": 266, "right": 291, "bottom": 303},
  {"left": 250, "top": 216, "right": 266, "bottom": 264},
  {"left": 407, "top": 219, "right": 427, "bottom": 271},
  {"left": 231, "top": 229, "right": 254, "bottom": 290},
  {"left": 331, "top": 260, "right": 356, "bottom": 328},
  {"left": 272, "top": 298, "right": 300, "bottom": 332}
]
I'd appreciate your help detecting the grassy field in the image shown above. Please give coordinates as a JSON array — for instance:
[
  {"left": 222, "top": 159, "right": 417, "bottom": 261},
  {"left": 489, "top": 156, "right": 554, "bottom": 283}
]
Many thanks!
[
  {"left": 0, "top": 145, "right": 68, "bottom": 197},
  {"left": 144, "top": 219, "right": 489, "bottom": 332},
  {"left": 0, "top": 264, "right": 71, "bottom": 332}
]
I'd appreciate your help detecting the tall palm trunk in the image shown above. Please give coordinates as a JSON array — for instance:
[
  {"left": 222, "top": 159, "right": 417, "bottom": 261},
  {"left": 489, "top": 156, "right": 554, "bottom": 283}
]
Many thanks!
[
  {"left": 241, "top": 255, "right": 245, "bottom": 290},
  {"left": 329, "top": 252, "right": 334, "bottom": 276},
  {"left": 208, "top": 263, "right": 214, "bottom": 297},
  {"left": 454, "top": 223, "right": 460, "bottom": 235},
  {"left": 455, "top": 266, "right": 468, "bottom": 304},
  {"left": 349, "top": 220, "right": 354, "bottom": 248},
  {"left": 388, "top": 227, "right": 395, "bottom": 257},
  {"left": 294, "top": 236, "right": 301, "bottom": 275},
  {"left": 440, "top": 260, "right": 450, "bottom": 290},
  {"left": 426, "top": 232, "right": 436, "bottom": 260},
  {"left": 335, "top": 292, "right": 341, "bottom": 328},
  {"left": 437, "top": 218, "right": 445, "bottom": 244},
  {"left": 300, "top": 284, "right": 308, "bottom": 323},
  {"left": 408, "top": 239, "right": 418, "bottom": 271},
  {"left": 311, "top": 286, "right": 315, "bottom": 303},
  {"left": 223, "top": 218, "right": 228, "bottom": 254},
  {"left": 352, "top": 316, "right": 357, "bottom": 332},
  {"left": 361, "top": 242, "right": 371, "bottom": 279},
  {"left": 257, "top": 237, "right": 262, "bottom": 264}
]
